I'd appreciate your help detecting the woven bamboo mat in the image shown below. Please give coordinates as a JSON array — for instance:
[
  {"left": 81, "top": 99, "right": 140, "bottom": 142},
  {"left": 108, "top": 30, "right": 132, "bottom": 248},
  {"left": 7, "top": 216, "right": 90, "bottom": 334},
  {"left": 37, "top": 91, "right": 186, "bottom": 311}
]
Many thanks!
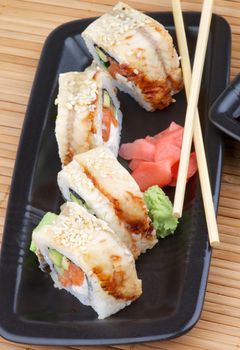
[{"left": 0, "top": 0, "right": 240, "bottom": 349}]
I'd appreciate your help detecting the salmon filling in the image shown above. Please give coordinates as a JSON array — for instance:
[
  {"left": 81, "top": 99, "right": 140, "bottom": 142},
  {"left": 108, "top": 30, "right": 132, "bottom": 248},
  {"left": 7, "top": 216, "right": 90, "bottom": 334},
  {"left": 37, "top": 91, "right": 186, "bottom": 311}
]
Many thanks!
[
  {"left": 102, "top": 107, "right": 118, "bottom": 142},
  {"left": 102, "top": 89, "right": 118, "bottom": 142},
  {"left": 58, "top": 262, "right": 84, "bottom": 287},
  {"left": 48, "top": 248, "right": 85, "bottom": 287}
]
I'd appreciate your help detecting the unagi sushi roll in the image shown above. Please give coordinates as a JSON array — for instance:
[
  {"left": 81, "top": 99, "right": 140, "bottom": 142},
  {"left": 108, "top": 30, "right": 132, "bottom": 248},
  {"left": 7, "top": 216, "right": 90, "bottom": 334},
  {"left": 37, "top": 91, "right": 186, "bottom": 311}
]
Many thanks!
[
  {"left": 82, "top": 2, "right": 183, "bottom": 111},
  {"left": 31, "top": 202, "right": 142, "bottom": 319},
  {"left": 55, "top": 62, "right": 122, "bottom": 165},
  {"left": 57, "top": 146, "right": 157, "bottom": 259}
]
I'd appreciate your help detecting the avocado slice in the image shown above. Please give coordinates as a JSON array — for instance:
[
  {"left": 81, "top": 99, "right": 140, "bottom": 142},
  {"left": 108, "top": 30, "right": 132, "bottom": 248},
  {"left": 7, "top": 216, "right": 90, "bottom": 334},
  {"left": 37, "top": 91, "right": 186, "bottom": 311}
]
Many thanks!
[
  {"left": 55, "top": 265, "right": 64, "bottom": 275},
  {"left": 30, "top": 212, "right": 58, "bottom": 253},
  {"left": 34, "top": 213, "right": 57, "bottom": 233},
  {"left": 48, "top": 248, "right": 63, "bottom": 268},
  {"left": 30, "top": 240, "right": 37, "bottom": 253},
  {"left": 103, "top": 90, "right": 111, "bottom": 108},
  {"left": 62, "top": 256, "right": 70, "bottom": 270}
]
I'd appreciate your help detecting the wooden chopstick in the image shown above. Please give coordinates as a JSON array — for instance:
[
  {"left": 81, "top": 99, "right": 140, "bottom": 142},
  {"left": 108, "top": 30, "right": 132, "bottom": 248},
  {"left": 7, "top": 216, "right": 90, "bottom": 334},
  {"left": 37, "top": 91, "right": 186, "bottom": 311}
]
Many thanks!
[
  {"left": 173, "top": 0, "right": 214, "bottom": 211},
  {"left": 172, "top": 0, "right": 219, "bottom": 246}
]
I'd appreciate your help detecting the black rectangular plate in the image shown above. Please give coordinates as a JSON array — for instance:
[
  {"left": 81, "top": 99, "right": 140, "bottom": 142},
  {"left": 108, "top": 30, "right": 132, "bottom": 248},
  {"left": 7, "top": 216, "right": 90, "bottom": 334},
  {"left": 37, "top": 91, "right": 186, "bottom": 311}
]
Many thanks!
[{"left": 0, "top": 12, "right": 231, "bottom": 346}]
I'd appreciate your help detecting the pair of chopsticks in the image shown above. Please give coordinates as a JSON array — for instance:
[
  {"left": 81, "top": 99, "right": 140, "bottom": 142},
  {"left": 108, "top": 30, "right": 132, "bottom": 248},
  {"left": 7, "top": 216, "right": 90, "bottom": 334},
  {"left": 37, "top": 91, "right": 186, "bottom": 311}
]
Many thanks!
[{"left": 171, "top": 0, "right": 220, "bottom": 247}]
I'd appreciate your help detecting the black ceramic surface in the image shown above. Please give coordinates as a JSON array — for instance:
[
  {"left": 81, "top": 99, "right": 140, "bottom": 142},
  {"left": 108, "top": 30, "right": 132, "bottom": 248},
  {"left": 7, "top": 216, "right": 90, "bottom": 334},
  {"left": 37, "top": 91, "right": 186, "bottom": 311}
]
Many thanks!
[
  {"left": 0, "top": 12, "right": 231, "bottom": 345},
  {"left": 209, "top": 73, "right": 240, "bottom": 141}
]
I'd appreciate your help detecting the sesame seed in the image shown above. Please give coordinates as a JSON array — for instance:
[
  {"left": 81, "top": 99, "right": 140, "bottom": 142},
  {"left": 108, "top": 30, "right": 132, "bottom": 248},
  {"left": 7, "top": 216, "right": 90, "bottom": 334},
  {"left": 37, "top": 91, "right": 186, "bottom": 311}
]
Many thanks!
[
  {"left": 144, "top": 18, "right": 151, "bottom": 24},
  {"left": 66, "top": 102, "right": 73, "bottom": 110}
]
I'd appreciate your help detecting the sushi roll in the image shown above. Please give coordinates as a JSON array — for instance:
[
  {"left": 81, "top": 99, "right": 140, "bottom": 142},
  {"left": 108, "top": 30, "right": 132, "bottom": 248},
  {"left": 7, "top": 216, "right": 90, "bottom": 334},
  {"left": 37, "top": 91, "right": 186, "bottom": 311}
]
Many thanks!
[
  {"left": 55, "top": 62, "right": 122, "bottom": 165},
  {"left": 57, "top": 146, "right": 157, "bottom": 259},
  {"left": 31, "top": 202, "right": 142, "bottom": 319},
  {"left": 82, "top": 2, "right": 183, "bottom": 111}
]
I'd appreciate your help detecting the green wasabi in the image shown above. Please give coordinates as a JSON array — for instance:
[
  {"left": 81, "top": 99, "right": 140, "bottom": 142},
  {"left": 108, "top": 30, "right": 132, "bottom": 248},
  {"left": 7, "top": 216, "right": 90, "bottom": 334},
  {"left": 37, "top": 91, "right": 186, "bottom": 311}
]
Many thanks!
[
  {"left": 144, "top": 185, "right": 178, "bottom": 239},
  {"left": 30, "top": 212, "right": 57, "bottom": 253}
]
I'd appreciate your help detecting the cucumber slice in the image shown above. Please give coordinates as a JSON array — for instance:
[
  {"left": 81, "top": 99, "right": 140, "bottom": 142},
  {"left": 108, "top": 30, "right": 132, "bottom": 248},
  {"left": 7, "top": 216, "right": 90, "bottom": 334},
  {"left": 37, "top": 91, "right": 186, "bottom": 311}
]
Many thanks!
[
  {"left": 103, "top": 90, "right": 111, "bottom": 107},
  {"left": 69, "top": 189, "right": 94, "bottom": 214},
  {"left": 114, "top": 107, "right": 118, "bottom": 120},
  {"left": 62, "top": 256, "right": 70, "bottom": 270},
  {"left": 95, "top": 47, "right": 108, "bottom": 63},
  {"left": 103, "top": 61, "right": 110, "bottom": 68},
  {"left": 95, "top": 47, "right": 110, "bottom": 68},
  {"left": 70, "top": 192, "right": 84, "bottom": 206},
  {"left": 49, "top": 248, "right": 63, "bottom": 268}
]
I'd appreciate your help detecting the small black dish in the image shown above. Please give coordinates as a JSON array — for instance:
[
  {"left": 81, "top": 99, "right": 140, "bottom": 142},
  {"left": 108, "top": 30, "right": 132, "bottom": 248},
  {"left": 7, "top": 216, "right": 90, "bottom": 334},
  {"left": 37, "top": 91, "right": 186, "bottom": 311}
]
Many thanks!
[
  {"left": 209, "top": 74, "right": 240, "bottom": 141},
  {"left": 0, "top": 12, "right": 231, "bottom": 346}
]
